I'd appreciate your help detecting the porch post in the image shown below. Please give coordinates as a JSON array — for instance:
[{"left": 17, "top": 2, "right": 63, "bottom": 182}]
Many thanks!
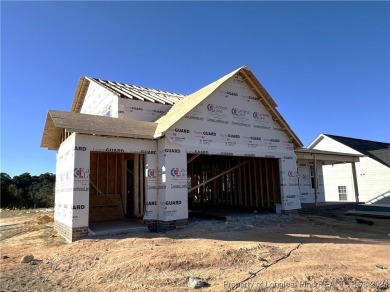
[
  {"left": 313, "top": 155, "right": 318, "bottom": 206},
  {"left": 351, "top": 159, "right": 360, "bottom": 202}
]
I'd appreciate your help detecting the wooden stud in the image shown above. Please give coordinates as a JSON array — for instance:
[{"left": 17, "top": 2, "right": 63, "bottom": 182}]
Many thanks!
[
  {"left": 114, "top": 154, "right": 117, "bottom": 195},
  {"left": 90, "top": 180, "right": 104, "bottom": 195},
  {"left": 254, "top": 158, "right": 258, "bottom": 207},
  {"left": 134, "top": 154, "right": 139, "bottom": 216},
  {"left": 234, "top": 161, "right": 238, "bottom": 207},
  {"left": 106, "top": 153, "right": 108, "bottom": 195},
  {"left": 248, "top": 159, "right": 253, "bottom": 207},
  {"left": 270, "top": 159, "right": 275, "bottom": 205},
  {"left": 140, "top": 154, "right": 144, "bottom": 216},
  {"left": 243, "top": 159, "right": 247, "bottom": 207},
  {"left": 238, "top": 158, "right": 242, "bottom": 206},
  {"left": 97, "top": 153, "right": 99, "bottom": 192},
  {"left": 259, "top": 158, "right": 264, "bottom": 207},
  {"left": 228, "top": 159, "right": 232, "bottom": 206},
  {"left": 122, "top": 154, "right": 126, "bottom": 214},
  {"left": 265, "top": 159, "right": 270, "bottom": 207}
]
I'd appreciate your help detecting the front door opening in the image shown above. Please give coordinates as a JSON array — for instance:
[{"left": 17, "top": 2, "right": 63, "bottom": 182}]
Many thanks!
[{"left": 89, "top": 152, "right": 145, "bottom": 223}]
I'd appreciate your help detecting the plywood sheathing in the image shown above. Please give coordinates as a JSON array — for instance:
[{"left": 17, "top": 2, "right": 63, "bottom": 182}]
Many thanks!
[
  {"left": 154, "top": 67, "right": 241, "bottom": 137},
  {"left": 154, "top": 66, "right": 303, "bottom": 148}
]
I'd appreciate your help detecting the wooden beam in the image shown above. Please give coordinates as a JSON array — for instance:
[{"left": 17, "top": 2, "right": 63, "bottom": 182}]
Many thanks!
[
  {"left": 243, "top": 159, "right": 247, "bottom": 207},
  {"left": 134, "top": 155, "right": 139, "bottom": 216},
  {"left": 116, "top": 155, "right": 125, "bottom": 216},
  {"left": 249, "top": 160, "right": 253, "bottom": 207},
  {"left": 96, "top": 153, "right": 99, "bottom": 191},
  {"left": 265, "top": 159, "right": 270, "bottom": 207},
  {"left": 114, "top": 154, "right": 117, "bottom": 195},
  {"left": 254, "top": 158, "right": 258, "bottom": 207},
  {"left": 187, "top": 154, "right": 201, "bottom": 164},
  {"left": 228, "top": 159, "right": 232, "bottom": 206},
  {"left": 259, "top": 159, "right": 264, "bottom": 207},
  {"left": 121, "top": 155, "right": 126, "bottom": 214},
  {"left": 90, "top": 180, "right": 104, "bottom": 195},
  {"left": 238, "top": 159, "right": 242, "bottom": 206},
  {"left": 271, "top": 160, "right": 276, "bottom": 205},
  {"left": 188, "top": 159, "right": 250, "bottom": 193},
  {"left": 140, "top": 155, "right": 144, "bottom": 216},
  {"left": 106, "top": 153, "right": 109, "bottom": 195}
]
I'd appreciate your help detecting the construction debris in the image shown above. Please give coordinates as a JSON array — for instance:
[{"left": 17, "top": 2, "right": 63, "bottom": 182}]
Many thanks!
[
  {"left": 20, "top": 255, "right": 34, "bottom": 263},
  {"left": 188, "top": 277, "right": 209, "bottom": 289}
]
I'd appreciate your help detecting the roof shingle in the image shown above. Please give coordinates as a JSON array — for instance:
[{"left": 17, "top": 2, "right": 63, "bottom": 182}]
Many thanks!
[{"left": 325, "top": 134, "right": 390, "bottom": 168}]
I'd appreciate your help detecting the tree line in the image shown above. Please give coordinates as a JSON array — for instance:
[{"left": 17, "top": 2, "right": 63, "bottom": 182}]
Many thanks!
[{"left": 1, "top": 172, "right": 55, "bottom": 209}]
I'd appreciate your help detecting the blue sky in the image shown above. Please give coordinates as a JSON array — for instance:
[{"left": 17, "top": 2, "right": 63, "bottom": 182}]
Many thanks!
[{"left": 1, "top": 1, "right": 389, "bottom": 177}]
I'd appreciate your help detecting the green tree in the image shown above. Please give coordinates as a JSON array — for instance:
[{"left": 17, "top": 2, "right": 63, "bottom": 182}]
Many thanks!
[
  {"left": 29, "top": 173, "right": 55, "bottom": 207},
  {"left": 1, "top": 173, "right": 13, "bottom": 207},
  {"left": 0, "top": 172, "right": 55, "bottom": 209}
]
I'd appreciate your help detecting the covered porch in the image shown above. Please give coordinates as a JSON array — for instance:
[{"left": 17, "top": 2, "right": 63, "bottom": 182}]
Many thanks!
[{"left": 295, "top": 149, "right": 362, "bottom": 206}]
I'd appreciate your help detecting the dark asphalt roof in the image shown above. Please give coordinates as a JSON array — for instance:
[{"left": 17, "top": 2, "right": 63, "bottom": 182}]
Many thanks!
[{"left": 325, "top": 134, "right": 390, "bottom": 168}]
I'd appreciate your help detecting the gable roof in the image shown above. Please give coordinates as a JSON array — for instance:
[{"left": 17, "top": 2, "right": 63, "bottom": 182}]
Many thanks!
[
  {"left": 45, "top": 66, "right": 303, "bottom": 149},
  {"left": 322, "top": 134, "right": 390, "bottom": 168},
  {"left": 70, "top": 76, "right": 185, "bottom": 113},
  {"left": 155, "top": 66, "right": 303, "bottom": 148},
  {"left": 41, "top": 110, "right": 157, "bottom": 149}
]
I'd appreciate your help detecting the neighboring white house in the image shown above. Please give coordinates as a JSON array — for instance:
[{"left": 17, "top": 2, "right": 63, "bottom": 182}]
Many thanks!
[{"left": 308, "top": 134, "right": 390, "bottom": 204}]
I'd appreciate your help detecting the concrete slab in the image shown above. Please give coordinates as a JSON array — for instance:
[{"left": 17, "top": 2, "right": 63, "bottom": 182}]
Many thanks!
[
  {"left": 346, "top": 210, "right": 390, "bottom": 218},
  {"left": 89, "top": 219, "right": 147, "bottom": 236},
  {"left": 355, "top": 203, "right": 390, "bottom": 212}
]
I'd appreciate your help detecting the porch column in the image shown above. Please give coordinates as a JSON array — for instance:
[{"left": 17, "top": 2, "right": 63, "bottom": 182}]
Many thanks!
[
  {"left": 72, "top": 134, "right": 90, "bottom": 239},
  {"left": 279, "top": 156, "right": 301, "bottom": 212},
  {"left": 313, "top": 155, "right": 318, "bottom": 206},
  {"left": 351, "top": 159, "right": 360, "bottom": 202},
  {"left": 154, "top": 138, "right": 188, "bottom": 231},
  {"left": 143, "top": 153, "right": 159, "bottom": 221}
]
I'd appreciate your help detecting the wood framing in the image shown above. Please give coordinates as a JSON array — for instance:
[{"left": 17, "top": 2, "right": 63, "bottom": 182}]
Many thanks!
[
  {"left": 187, "top": 154, "right": 281, "bottom": 210},
  {"left": 89, "top": 152, "right": 146, "bottom": 222}
]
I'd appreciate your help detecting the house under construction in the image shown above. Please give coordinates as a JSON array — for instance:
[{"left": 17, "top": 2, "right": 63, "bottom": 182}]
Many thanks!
[{"left": 41, "top": 66, "right": 361, "bottom": 242}]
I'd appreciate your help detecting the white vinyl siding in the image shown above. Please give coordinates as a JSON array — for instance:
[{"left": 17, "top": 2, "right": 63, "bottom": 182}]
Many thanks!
[{"left": 312, "top": 135, "right": 390, "bottom": 203}]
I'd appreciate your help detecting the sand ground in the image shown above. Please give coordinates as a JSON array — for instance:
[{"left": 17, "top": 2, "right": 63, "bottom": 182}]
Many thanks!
[{"left": 0, "top": 209, "right": 389, "bottom": 291}]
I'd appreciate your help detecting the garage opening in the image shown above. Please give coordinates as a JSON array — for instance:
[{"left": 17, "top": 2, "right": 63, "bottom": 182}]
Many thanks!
[
  {"left": 187, "top": 154, "right": 281, "bottom": 212},
  {"left": 89, "top": 152, "right": 145, "bottom": 223}
]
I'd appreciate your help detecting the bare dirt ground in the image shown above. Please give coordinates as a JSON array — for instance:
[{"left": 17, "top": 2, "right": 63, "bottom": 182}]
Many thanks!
[{"left": 0, "top": 209, "right": 389, "bottom": 291}]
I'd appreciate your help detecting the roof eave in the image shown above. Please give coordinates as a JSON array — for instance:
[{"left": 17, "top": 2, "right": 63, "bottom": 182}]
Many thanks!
[
  {"left": 41, "top": 110, "right": 158, "bottom": 150},
  {"left": 70, "top": 77, "right": 90, "bottom": 113}
]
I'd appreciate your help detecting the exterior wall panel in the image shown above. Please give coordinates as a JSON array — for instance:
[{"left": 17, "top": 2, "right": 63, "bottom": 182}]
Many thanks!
[
  {"left": 165, "top": 75, "right": 300, "bottom": 211},
  {"left": 54, "top": 134, "right": 76, "bottom": 228},
  {"left": 118, "top": 98, "right": 171, "bottom": 121},
  {"left": 80, "top": 81, "right": 118, "bottom": 117}
]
